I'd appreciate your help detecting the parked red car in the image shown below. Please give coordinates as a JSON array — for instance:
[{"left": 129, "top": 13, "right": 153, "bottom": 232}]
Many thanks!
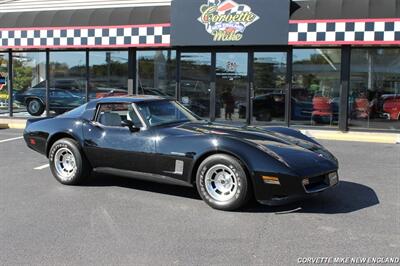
[
  {"left": 383, "top": 95, "right": 400, "bottom": 120},
  {"left": 354, "top": 97, "right": 370, "bottom": 119}
]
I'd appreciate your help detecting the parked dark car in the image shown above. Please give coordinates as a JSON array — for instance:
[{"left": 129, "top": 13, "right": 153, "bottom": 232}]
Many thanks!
[
  {"left": 238, "top": 93, "right": 285, "bottom": 121},
  {"left": 14, "top": 80, "right": 86, "bottom": 116},
  {"left": 24, "top": 96, "right": 339, "bottom": 211},
  {"left": 238, "top": 92, "right": 313, "bottom": 121},
  {"left": 14, "top": 79, "right": 131, "bottom": 116},
  {"left": 180, "top": 80, "right": 222, "bottom": 118}
]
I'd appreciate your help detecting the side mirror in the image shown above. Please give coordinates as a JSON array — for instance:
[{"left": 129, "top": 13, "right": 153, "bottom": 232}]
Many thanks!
[{"left": 121, "top": 120, "right": 140, "bottom": 133}]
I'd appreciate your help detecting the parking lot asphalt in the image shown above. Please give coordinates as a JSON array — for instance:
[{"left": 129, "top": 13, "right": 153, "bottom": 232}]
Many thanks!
[{"left": 0, "top": 128, "right": 399, "bottom": 265}]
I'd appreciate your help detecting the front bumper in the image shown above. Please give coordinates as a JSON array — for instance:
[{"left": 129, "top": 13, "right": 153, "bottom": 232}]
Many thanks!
[{"left": 253, "top": 171, "right": 339, "bottom": 206}]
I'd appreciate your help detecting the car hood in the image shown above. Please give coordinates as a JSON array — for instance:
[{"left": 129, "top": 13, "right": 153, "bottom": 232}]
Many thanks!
[
  {"left": 177, "top": 122, "right": 338, "bottom": 173},
  {"left": 178, "top": 122, "right": 308, "bottom": 145}
]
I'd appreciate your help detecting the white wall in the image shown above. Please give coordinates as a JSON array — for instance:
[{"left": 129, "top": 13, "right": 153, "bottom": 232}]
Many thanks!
[{"left": 0, "top": 0, "right": 171, "bottom": 12}]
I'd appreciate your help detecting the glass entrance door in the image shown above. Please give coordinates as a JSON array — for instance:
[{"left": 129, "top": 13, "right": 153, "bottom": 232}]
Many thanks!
[
  {"left": 215, "top": 52, "right": 248, "bottom": 125},
  {"left": 180, "top": 52, "right": 212, "bottom": 119},
  {"left": 252, "top": 52, "right": 287, "bottom": 124}
]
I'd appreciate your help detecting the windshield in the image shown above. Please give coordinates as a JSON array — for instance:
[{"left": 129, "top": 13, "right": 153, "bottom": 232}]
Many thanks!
[{"left": 136, "top": 100, "right": 199, "bottom": 126}]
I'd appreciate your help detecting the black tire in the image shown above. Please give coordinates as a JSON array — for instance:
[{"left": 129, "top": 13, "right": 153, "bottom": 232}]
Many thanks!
[
  {"left": 49, "top": 138, "right": 91, "bottom": 185},
  {"left": 257, "top": 111, "right": 272, "bottom": 122},
  {"left": 26, "top": 98, "right": 45, "bottom": 116},
  {"left": 196, "top": 154, "right": 251, "bottom": 211}
]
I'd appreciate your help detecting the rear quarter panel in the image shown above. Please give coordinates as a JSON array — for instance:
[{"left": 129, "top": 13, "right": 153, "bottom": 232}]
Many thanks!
[{"left": 24, "top": 117, "right": 84, "bottom": 157}]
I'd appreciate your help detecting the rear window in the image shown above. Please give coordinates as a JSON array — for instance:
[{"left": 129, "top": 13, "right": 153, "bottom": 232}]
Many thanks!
[{"left": 58, "top": 104, "right": 87, "bottom": 118}]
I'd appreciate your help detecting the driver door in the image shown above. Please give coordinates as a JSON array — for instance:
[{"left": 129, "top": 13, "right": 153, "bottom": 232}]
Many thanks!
[{"left": 82, "top": 102, "right": 156, "bottom": 173}]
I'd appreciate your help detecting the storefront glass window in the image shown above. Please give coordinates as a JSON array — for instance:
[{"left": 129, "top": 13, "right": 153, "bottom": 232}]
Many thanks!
[
  {"left": 89, "top": 51, "right": 128, "bottom": 100},
  {"left": 0, "top": 53, "right": 9, "bottom": 116},
  {"left": 216, "top": 52, "right": 248, "bottom": 125},
  {"left": 180, "top": 53, "right": 212, "bottom": 119},
  {"left": 349, "top": 48, "right": 400, "bottom": 130},
  {"left": 49, "top": 52, "right": 86, "bottom": 116},
  {"left": 12, "top": 52, "right": 46, "bottom": 117},
  {"left": 292, "top": 48, "right": 341, "bottom": 127},
  {"left": 253, "top": 52, "right": 287, "bottom": 124},
  {"left": 137, "top": 50, "right": 176, "bottom": 97}
]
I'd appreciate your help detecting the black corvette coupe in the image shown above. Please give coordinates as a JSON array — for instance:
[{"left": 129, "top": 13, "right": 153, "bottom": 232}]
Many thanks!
[{"left": 24, "top": 96, "right": 339, "bottom": 211}]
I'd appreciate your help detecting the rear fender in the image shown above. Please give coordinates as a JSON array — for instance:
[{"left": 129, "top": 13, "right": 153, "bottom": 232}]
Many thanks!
[
  {"left": 24, "top": 117, "right": 85, "bottom": 157},
  {"left": 25, "top": 96, "right": 45, "bottom": 105}
]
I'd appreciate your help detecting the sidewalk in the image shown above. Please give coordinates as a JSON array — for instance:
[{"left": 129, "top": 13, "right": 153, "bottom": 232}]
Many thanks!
[
  {"left": 300, "top": 129, "right": 400, "bottom": 144},
  {"left": 1, "top": 117, "right": 399, "bottom": 144},
  {"left": 0, "top": 118, "right": 27, "bottom": 129}
]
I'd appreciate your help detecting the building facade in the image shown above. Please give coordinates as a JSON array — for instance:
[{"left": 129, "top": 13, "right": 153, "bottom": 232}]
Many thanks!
[{"left": 0, "top": 0, "right": 399, "bottom": 132}]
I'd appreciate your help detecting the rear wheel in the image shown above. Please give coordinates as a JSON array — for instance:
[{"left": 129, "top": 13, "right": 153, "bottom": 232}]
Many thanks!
[
  {"left": 257, "top": 111, "right": 271, "bottom": 122},
  {"left": 49, "top": 138, "right": 91, "bottom": 185},
  {"left": 196, "top": 154, "right": 251, "bottom": 211},
  {"left": 27, "top": 98, "right": 45, "bottom": 116}
]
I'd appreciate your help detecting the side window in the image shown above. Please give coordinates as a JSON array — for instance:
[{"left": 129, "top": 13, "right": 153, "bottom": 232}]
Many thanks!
[
  {"left": 96, "top": 103, "right": 127, "bottom": 127},
  {"left": 96, "top": 103, "right": 142, "bottom": 128},
  {"left": 52, "top": 90, "right": 69, "bottom": 97},
  {"left": 33, "top": 80, "right": 46, "bottom": 88},
  {"left": 136, "top": 101, "right": 189, "bottom": 126}
]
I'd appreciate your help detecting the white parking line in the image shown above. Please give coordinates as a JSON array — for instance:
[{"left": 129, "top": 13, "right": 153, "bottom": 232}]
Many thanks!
[
  {"left": 0, "top": 136, "right": 23, "bottom": 143},
  {"left": 34, "top": 164, "right": 49, "bottom": 170}
]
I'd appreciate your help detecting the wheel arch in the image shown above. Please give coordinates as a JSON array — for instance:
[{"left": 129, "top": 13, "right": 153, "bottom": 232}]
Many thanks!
[
  {"left": 190, "top": 149, "right": 254, "bottom": 188},
  {"left": 25, "top": 96, "right": 45, "bottom": 105},
  {"left": 46, "top": 132, "right": 80, "bottom": 158}
]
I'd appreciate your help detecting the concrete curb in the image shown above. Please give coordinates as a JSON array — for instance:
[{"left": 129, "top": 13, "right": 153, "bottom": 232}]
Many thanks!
[
  {"left": 0, "top": 118, "right": 27, "bottom": 129},
  {"left": 0, "top": 118, "right": 399, "bottom": 144},
  {"left": 301, "top": 130, "right": 400, "bottom": 144}
]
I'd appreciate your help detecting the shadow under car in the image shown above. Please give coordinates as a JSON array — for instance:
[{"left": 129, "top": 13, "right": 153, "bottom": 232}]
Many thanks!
[{"left": 84, "top": 174, "right": 379, "bottom": 214}]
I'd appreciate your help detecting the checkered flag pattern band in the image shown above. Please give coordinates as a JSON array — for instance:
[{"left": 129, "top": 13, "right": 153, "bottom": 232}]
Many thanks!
[
  {"left": 0, "top": 24, "right": 171, "bottom": 49},
  {"left": 208, "top": 0, "right": 220, "bottom": 5},
  {"left": 222, "top": 4, "right": 250, "bottom": 15},
  {"left": 1, "top": 19, "right": 399, "bottom": 48},
  {"left": 289, "top": 19, "right": 400, "bottom": 45}
]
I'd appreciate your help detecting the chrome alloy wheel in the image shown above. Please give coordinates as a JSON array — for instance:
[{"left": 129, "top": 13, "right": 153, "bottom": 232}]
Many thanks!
[
  {"left": 54, "top": 147, "right": 77, "bottom": 182},
  {"left": 205, "top": 164, "right": 238, "bottom": 202}
]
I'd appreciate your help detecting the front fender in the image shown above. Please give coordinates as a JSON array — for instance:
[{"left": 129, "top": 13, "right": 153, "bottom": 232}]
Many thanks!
[
  {"left": 212, "top": 137, "right": 298, "bottom": 177},
  {"left": 189, "top": 136, "right": 298, "bottom": 200},
  {"left": 202, "top": 136, "right": 337, "bottom": 202}
]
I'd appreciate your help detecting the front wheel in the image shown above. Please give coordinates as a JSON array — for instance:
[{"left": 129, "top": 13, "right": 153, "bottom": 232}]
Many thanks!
[
  {"left": 49, "top": 138, "right": 91, "bottom": 185},
  {"left": 196, "top": 154, "right": 251, "bottom": 211}
]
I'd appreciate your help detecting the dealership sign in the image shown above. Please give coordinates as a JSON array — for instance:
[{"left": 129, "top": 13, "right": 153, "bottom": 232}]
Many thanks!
[
  {"left": 198, "top": 0, "right": 259, "bottom": 42},
  {"left": 172, "top": 0, "right": 289, "bottom": 46}
]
